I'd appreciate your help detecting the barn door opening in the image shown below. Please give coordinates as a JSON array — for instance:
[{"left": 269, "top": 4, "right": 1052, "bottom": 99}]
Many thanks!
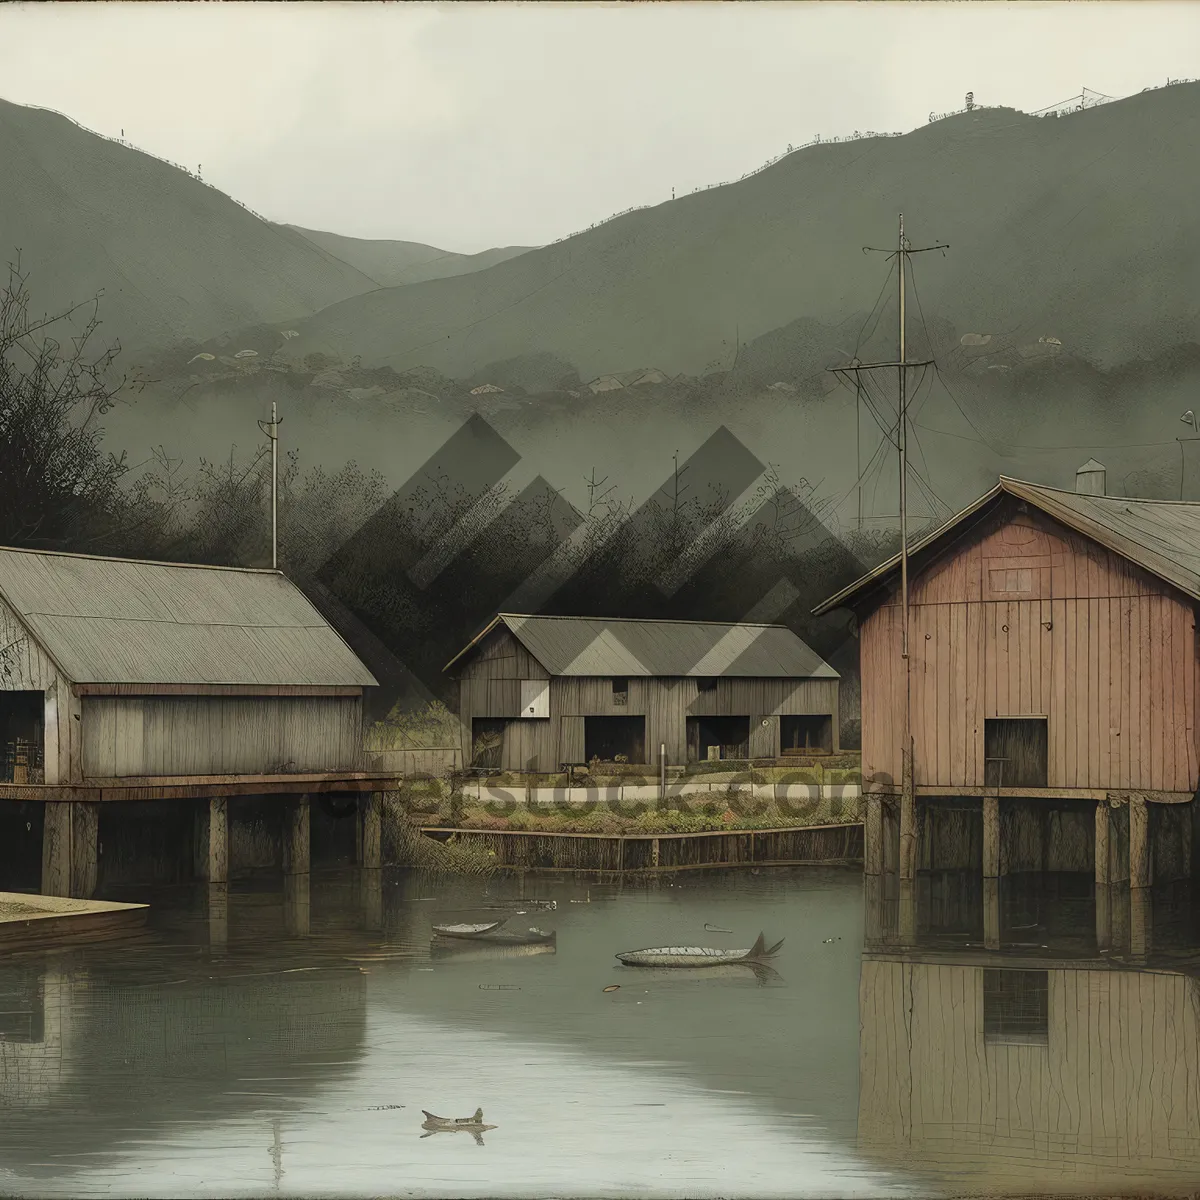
[
  {"left": 685, "top": 715, "right": 750, "bottom": 763},
  {"left": 584, "top": 716, "right": 646, "bottom": 765},
  {"left": 984, "top": 718, "right": 1048, "bottom": 788},
  {"left": 780, "top": 714, "right": 833, "bottom": 755},
  {"left": 0, "top": 691, "right": 44, "bottom": 783},
  {"left": 471, "top": 717, "right": 507, "bottom": 770}
]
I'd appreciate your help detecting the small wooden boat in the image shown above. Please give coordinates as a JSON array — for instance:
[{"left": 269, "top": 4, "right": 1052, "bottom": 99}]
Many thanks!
[
  {"left": 430, "top": 920, "right": 507, "bottom": 939},
  {"left": 615, "top": 931, "right": 784, "bottom": 969},
  {"left": 420, "top": 1108, "right": 497, "bottom": 1144},
  {"left": 432, "top": 925, "right": 555, "bottom": 948}
]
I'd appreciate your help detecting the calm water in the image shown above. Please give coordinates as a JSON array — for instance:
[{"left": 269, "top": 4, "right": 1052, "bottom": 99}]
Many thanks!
[{"left": 1, "top": 866, "right": 1198, "bottom": 1198}]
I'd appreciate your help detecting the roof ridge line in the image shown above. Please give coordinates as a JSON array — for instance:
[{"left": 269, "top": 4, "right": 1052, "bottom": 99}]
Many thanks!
[
  {"left": 1003, "top": 476, "right": 1200, "bottom": 508},
  {"left": 498, "top": 612, "right": 790, "bottom": 629},
  {"left": 0, "top": 545, "right": 285, "bottom": 574}
]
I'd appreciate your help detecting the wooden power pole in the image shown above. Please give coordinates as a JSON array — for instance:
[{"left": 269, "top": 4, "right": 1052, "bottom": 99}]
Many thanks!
[{"left": 830, "top": 215, "right": 948, "bottom": 899}]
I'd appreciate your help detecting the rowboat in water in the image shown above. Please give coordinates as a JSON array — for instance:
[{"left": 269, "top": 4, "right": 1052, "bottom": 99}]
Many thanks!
[
  {"left": 615, "top": 931, "right": 784, "bottom": 968},
  {"left": 431, "top": 925, "right": 555, "bottom": 949}
]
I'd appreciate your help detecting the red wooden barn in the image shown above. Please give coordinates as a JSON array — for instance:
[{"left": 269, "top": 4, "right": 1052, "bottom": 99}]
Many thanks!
[{"left": 815, "top": 461, "right": 1200, "bottom": 954}]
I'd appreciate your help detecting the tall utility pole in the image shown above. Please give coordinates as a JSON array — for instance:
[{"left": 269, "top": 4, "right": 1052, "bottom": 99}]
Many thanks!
[
  {"left": 257, "top": 402, "right": 283, "bottom": 569},
  {"left": 855, "top": 372, "right": 863, "bottom": 530},
  {"left": 830, "top": 214, "right": 947, "bottom": 896}
]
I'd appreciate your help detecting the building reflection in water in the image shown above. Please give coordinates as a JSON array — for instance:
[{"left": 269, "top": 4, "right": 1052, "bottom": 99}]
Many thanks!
[
  {"left": 0, "top": 887, "right": 376, "bottom": 1183},
  {"left": 860, "top": 847, "right": 1200, "bottom": 1194}
]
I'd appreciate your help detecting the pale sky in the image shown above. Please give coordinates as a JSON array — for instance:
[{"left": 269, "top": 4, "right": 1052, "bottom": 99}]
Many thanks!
[{"left": 2, "top": 1, "right": 1197, "bottom": 252}]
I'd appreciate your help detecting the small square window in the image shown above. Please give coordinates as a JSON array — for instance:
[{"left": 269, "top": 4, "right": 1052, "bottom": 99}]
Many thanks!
[
  {"left": 611, "top": 678, "right": 628, "bottom": 706},
  {"left": 983, "top": 969, "right": 1048, "bottom": 1044},
  {"left": 696, "top": 677, "right": 718, "bottom": 693}
]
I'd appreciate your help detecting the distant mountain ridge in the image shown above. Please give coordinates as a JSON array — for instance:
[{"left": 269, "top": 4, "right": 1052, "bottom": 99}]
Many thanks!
[
  {"left": 0, "top": 97, "right": 381, "bottom": 352},
  {"left": 0, "top": 96, "right": 532, "bottom": 355},
  {"left": 284, "top": 225, "right": 533, "bottom": 288},
  {"left": 274, "top": 83, "right": 1200, "bottom": 383}
]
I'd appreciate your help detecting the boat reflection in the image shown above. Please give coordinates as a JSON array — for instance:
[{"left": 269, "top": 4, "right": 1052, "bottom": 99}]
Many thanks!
[{"left": 429, "top": 938, "right": 557, "bottom": 963}]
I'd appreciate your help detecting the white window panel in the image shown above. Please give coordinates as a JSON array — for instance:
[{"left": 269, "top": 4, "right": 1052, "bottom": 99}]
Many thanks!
[{"left": 520, "top": 679, "right": 549, "bottom": 719}]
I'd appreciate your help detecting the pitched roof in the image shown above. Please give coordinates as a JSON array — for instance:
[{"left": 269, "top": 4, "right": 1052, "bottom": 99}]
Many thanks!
[
  {"left": 812, "top": 477, "right": 1200, "bottom": 616},
  {"left": 0, "top": 546, "right": 377, "bottom": 687},
  {"left": 444, "top": 613, "right": 837, "bottom": 679}
]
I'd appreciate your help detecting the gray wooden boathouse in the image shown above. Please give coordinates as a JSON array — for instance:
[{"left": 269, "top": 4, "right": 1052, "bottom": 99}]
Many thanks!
[
  {"left": 0, "top": 546, "right": 395, "bottom": 899},
  {"left": 444, "top": 613, "right": 840, "bottom": 774}
]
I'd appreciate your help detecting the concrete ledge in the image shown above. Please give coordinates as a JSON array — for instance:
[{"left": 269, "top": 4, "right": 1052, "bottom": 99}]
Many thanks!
[{"left": 0, "top": 892, "right": 149, "bottom": 953}]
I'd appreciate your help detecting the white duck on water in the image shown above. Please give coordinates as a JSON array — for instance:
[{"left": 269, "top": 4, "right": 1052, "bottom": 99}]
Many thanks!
[{"left": 615, "top": 931, "right": 784, "bottom": 969}]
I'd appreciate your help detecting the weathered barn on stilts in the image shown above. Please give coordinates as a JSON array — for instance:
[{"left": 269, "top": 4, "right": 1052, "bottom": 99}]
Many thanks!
[
  {"left": 815, "top": 462, "right": 1200, "bottom": 956},
  {"left": 0, "top": 546, "right": 394, "bottom": 901},
  {"left": 445, "top": 613, "right": 840, "bottom": 774}
]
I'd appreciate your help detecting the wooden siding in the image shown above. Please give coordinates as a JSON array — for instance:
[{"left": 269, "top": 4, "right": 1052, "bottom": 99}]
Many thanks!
[
  {"left": 458, "top": 643, "right": 839, "bottom": 772},
  {"left": 859, "top": 957, "right": 1200, "bottom": 1189},
  {"left": 0, "top": 593, "right": 74, "bottom": 784},
  {"left": 0, "top": 594, "right": 58, "bottom": 693},
  {"left": 81, "top": 696, "right": 364, "bottom": 778},
  {"left": 860, "top": 507, "right": 1199, "bottom": 793}
]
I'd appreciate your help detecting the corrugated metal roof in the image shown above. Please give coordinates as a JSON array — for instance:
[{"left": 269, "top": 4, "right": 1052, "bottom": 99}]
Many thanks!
[
  {"left": 812, "top": 477, "right": 1200, "bottom": 616},
  {"left": 445, "top": 613, "right": 838, "bottom": 678},
  {"left": 0, "top": 547, "right": 377, "bottom": 687}
]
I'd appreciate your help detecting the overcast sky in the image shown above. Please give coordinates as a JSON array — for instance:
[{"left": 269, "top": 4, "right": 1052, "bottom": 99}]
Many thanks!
[{"left": 2, "top": 1, "right": 1196, "bottom": 252}]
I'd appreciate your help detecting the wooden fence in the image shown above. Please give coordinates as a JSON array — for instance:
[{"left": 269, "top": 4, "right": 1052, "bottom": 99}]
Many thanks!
[{"left": 414, "top": 821, "right": 863, "bottom": 873}]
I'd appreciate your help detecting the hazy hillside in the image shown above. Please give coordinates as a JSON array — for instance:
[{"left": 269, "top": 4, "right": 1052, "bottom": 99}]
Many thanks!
[
  {"left": 285, "top": 225, "right": 533, "bottom": 287},
  {"left": 279, "top": 84, "right": 1200, "bottom": 382},
  {"left": 0, "top": 98, "right": 379, "bottom": 351}
]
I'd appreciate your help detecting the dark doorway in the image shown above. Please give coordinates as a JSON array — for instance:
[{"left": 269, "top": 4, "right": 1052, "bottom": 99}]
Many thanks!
[
  {"left": 0, "top": 691, "right": 44, "bottom": 784},
  {"left": 984, "top": 718, "right": 1048, "bottom": 788},
  {"left": 686, "top": 715, "right": 750, "bottom": 763},
  {"left": 780, "top": 714, "right": 833, "bottom": 755},
  {"left": 471, "top": 718, "right": 507, "bottom": 770},
  {"left": 0, "top": 801, "right": 43, "bottom": 892},
  {"left": 918, "top": 797, "right": 984, "bottom": 943},
  {"left": 584, "top": 716, "right": 646, "bottom": 764},
  {"left": 982, "top": 968, "right": 1049, "bottom": 1044}
]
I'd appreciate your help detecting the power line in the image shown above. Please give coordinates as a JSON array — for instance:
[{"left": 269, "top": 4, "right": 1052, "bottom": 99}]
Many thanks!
[
  {"left": 914, "top": 422, "right": 1188, "bottom": 454},
  {"left": 853, "top": 259, "right": 898, "bottom": 358},
  {"left": 905, "top": 256, "right": 1006, "bottom": 455}
]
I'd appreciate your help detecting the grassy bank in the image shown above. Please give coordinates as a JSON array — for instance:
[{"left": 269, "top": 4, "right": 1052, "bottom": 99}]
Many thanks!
[{"left": 409, "top": 796, "right": 861, "bottom": 836}]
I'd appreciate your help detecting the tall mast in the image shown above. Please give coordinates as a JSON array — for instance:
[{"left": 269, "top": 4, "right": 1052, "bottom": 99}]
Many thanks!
[
  {"left": 897, "top": 214, "right": 909, "bottom": 661},
  {"left": 827, "top": 216, "right": 947, "bottom": 907},
  {"left": 896, "top": 215, "right": 913, "bottom": 900},
  {"left": 271, "top": 401, "right": 278, "bottom": 570},
  {"left": 258, "top": 403, "right": 283, "bottom": 570}
]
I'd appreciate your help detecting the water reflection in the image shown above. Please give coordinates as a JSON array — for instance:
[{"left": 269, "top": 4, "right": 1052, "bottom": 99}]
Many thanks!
[
  {"left": 0, "top": 866, "right": 898, "bottom": 1199},
  {"left": 861, "top": 865, "right": 1200, "bottom": 1195}
]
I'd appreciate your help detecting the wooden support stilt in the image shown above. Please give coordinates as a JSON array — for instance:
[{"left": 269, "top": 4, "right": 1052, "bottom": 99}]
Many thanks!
[
  {"left": 865, "top": 793, "right": 884, "bottom": 876},
  {"left": 208, "top": 798, "right": 229, "bottom": 886},
  {"left": 359, "top": 792, "right": 382, "bottom": 870},
  {"left": 983, "top": 877, "right": 1000, "bottom": 950},
  {"left": 1095, "top": 882, "right": 1112, "bottom": 952},
  {"left": 1130, "top": 794, "right": 1150, "bottom": 889},
  {"left": 41, "top": 801, "right": 99, "bottom": 899},
  {"left": 284, "top": 794, "right": 311, "bottom": 937},
  {"left": 982, "top": 795, "right": 1000, "bottom": 879},
  {"left": 1095, "top": 801, "right": 1111, "bottom": 886},
  {"left": 284, "top": 795, "right": 311, "bottom": 876},
  {"left": 899, "top": 749, "right": 916, "bottom": 882}
]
